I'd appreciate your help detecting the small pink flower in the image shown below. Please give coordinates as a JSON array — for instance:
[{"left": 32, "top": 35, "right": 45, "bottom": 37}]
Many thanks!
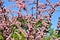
[
  {"left": 16, "top": 1, "right": 26, "bottom": 9},
  {"left": 38, "top": 3, "right": 46, "bottom": 9}
]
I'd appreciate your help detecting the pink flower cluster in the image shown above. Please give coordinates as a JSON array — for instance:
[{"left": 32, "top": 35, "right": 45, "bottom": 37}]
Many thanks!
[{"left": 0, "top": 0, "right": 60, "bottom": 40}]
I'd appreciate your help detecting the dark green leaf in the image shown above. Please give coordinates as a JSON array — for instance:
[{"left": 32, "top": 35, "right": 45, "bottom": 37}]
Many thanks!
[
  {"left": 35, "top": 20, "right": 42, "bottom": 28},
  {"left": 57, "top": 30, "right": 60, "bottom": 38},
  {"left": 17, "top": 18, "right": 25, "bottom": 23},
  {"left": 21, "top": 25, "right": 28, "bottom": 30}
]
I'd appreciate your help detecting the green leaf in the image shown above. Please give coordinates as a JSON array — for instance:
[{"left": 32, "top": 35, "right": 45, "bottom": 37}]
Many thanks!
[
  {"left": 49, "top": 23, "right": 52, "bottom": 28},
  {"left": 11, "top": 25, "right": 18, "bottom": 32},
  {"left": 43, "top": 36, "right": 51, "bottom": 40},
  {"left": 17, "top": 18, "right": 25, "bottom": 23},
  {"left": 43, "top": 28, "right": 54, "bottom": 40},
  {"left": 11, "top": 24, "right": 26, "bottom": 40},
  {"left": 57, "top": 30, "right": 60, "bottom": 38},
  {"left": 55, "top": 34, "right": 58, "bottom": 38},
  {"left": 0, "top": 36, "right": 4, "bottom": 40},
  {"left": 49, "top": 29, "right": 54, "bottom": 35},
  {"left": 20, "top": 32, "right": 26, "bottom": 40},
  {"left": 21, "top": 25, "right": 28, "bottom": 30},
  {"left": 12, "top": 33, "right": 19, "bottom": 40},
  {"left": 35, "top": 20, "right": 42, "bottom": 28},
  {"left": 0, "top": 32, "right": 4, "bottom": 40}
]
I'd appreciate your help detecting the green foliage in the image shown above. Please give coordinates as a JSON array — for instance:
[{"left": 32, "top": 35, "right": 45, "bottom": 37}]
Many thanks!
[
  {"left": 20, "top": 32, "right": 26, "bottom": 40},
  {"left": 21, "top": 25, "right": 28, "bottom": 30},
  {"left": 57, "top": 30, "right": 60, "bottom": 38},
  {"left": 11, "top": 25, "right": 18, "bottom": 32},
  {"left": 35, "top": 20, "right": 42, "bottom": 28},
  {"left": 11, "top": 33, "right": 19, "bottom": 40},
  {"left": 53, "top": 30, "right": 60, "bottom": 38},
  {"left": 0, "top": 32, "right": 4, "bottom": 40},
  {"left": 17, "top": 18, "right": 28, "bottom": 30},
  {"left": 48, "top": 23, "right": 52, "bottom": 28},
  {"left": 43, "top": 28, "right": 54, "bottom": 40},
  {"left": 43, "top": 36, "right": 51, "bottom": 40},
  {"left": 11, "top": 31, "right": 26, "bottom": 40},
  {"left": 49, "top": 29, "right": 54, "bottom": 36},
  {"left": 17, "top": 18, "right": 25, "bottom": 23},
  {"left": 11, "top": 25, "right": 19, "bottom": 40},
  {"left": 11, "top": 24, "right": 26, "bottom": 40}
]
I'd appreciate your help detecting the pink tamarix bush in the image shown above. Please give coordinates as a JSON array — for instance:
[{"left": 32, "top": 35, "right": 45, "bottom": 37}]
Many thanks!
[{"left": 0, "top": 0, "right": 60, "bottom": 40}]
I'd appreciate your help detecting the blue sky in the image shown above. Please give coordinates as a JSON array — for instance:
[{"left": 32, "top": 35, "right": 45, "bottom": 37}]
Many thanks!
[{"left": 3, "top": 0, "right": 60, "bottom": 30}]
